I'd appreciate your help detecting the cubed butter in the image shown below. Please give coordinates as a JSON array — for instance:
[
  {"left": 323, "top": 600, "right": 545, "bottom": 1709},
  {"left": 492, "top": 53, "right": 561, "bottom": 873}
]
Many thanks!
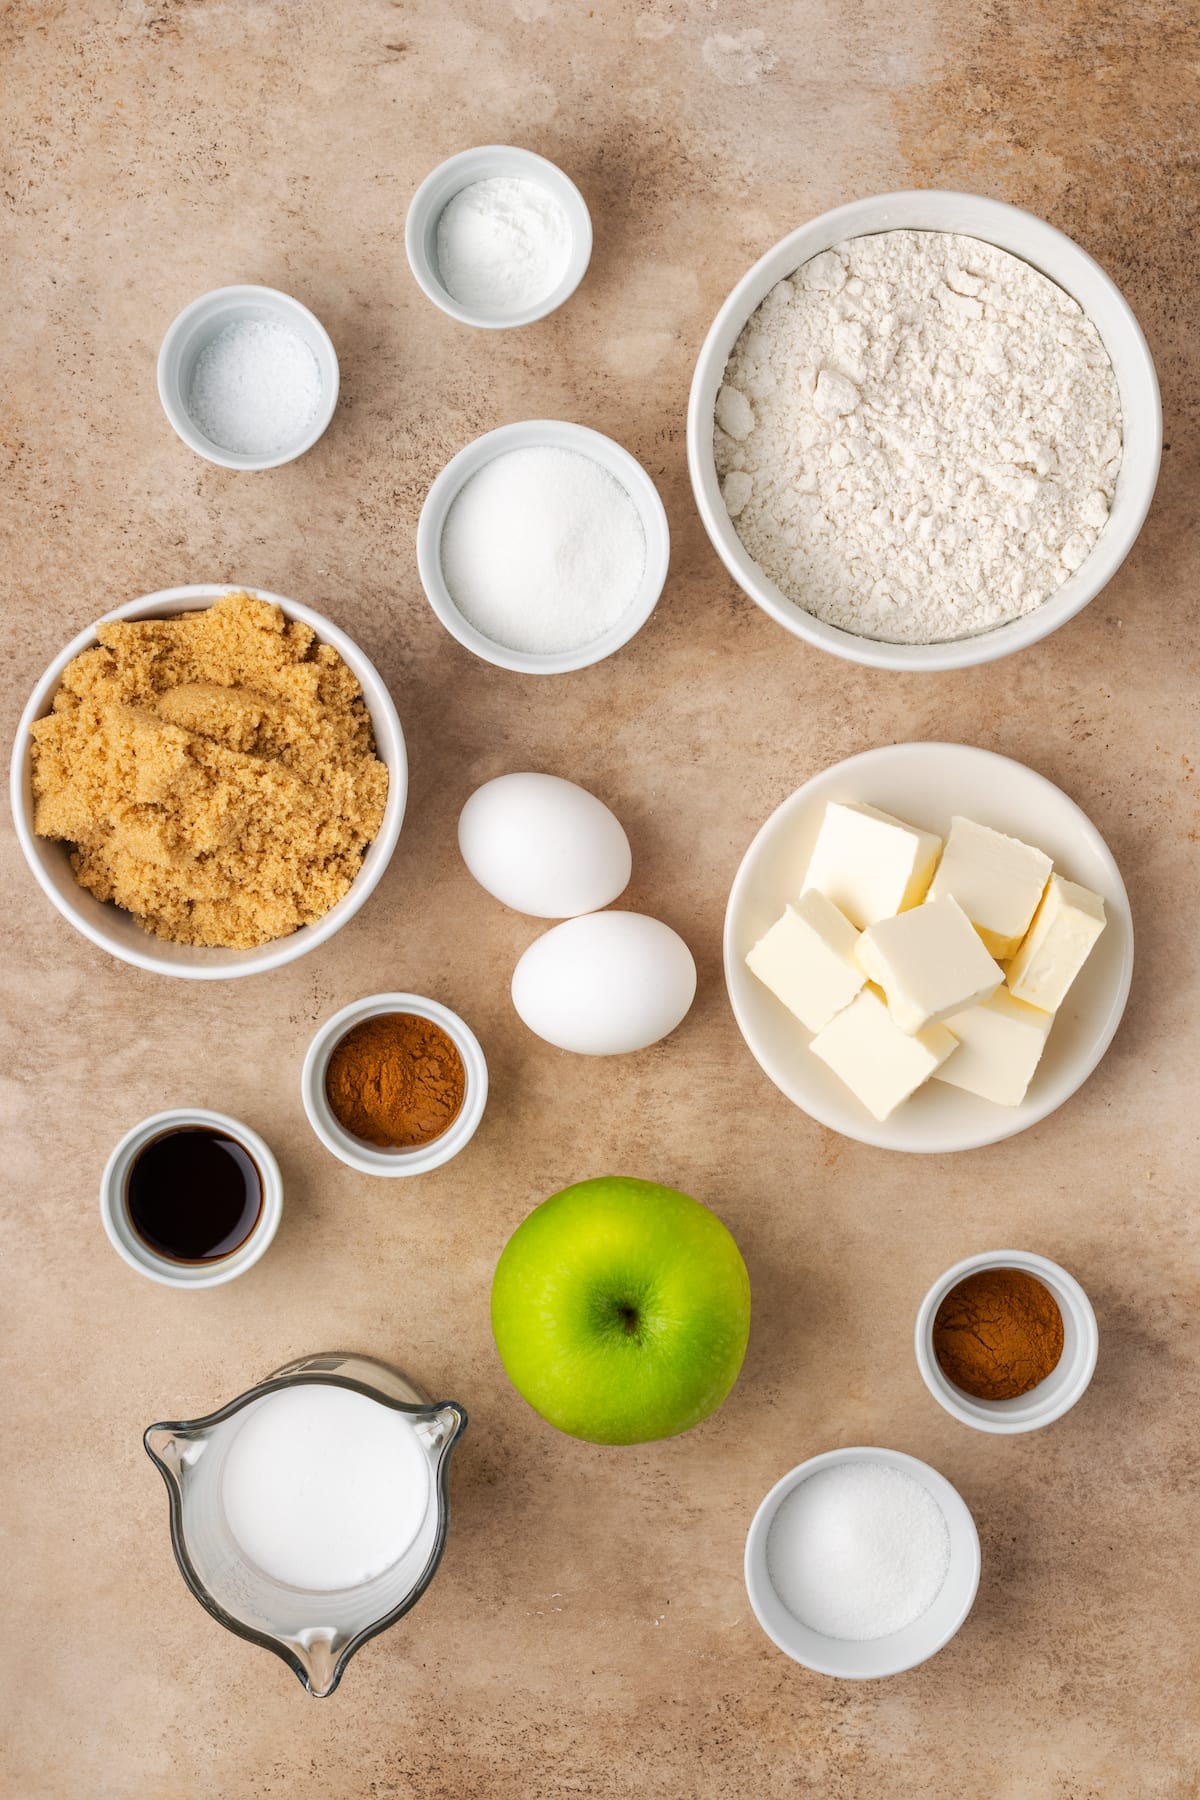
[
  {"left": 803, "top": 801, "right": 942, "bottom": 930},
  {"left": 1006, "top": 873, "right": 1106, "bottom": 1011},
  {"left": 809, "top": 984, "right": 957, "bottom": 1122},
  {"left": 856, "top": 895, "right": 1003, "bottom": 1034},
  {"left": 929, "top": 815, "right": 1052, "bottom": 958},
  {"left": 934, "top": 989, "right": 1054, "bottom": 1106},
  {"left": 745, "top": 890, "right": 865, "bottom": 1034}
]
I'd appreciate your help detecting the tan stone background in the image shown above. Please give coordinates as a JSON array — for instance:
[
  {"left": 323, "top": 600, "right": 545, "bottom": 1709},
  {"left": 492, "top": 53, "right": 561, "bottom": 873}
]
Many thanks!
[{"left": 3, "top": 1, "right": 1198, "bottom": 1794}]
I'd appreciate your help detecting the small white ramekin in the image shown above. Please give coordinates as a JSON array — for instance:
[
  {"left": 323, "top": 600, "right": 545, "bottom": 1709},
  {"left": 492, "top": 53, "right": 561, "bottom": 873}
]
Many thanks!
[
  {"left": 157, "top": 284, "right": 339, "bottom": 470},
  {"left": 301, "top": 993, "right": 488, "bottom": 1177},
  {"left": 405, "top": 145, "right": 592, "bottom": 330},
  {"left": 744, "top": 1446, "right": 981, "bottom": 1679},
  {"left": 100, "top": 1109, "right": 283, "bottom": 1289},
  {"left": 688, "top": 190, "right": 1161, "bottom": 671},
  {"left": 915, "top": 1250, "right": 1098, "bottom": 1434},
  {"left": 11, "top": 584, "right": 406, "bottom": 980},
  {"left": 416, "top": 419, "right": 670, "bottom": 675}
]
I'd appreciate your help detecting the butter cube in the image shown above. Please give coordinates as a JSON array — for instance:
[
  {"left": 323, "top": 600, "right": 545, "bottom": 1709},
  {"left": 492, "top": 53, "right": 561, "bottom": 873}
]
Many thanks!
[
  {"left": 934, "top": 989, "right": 1054, "bottom": 1106},
  {"left": 929, "top": 816, "right": 1052, "bottom": 959},
  {"left": 803, "top": 801, "right": 942, "bottom": 930},
  {"left": 810, "top": 985, "right": 957, "bottom": 1121},
  {"left": 1006, "top": 874, "right": 1106, "bottom": 1011},
  {"left": 856, "top": 895, "right": 1003, "bottom": 1034},
  {"left": 745, "top": 890, "right": 865, "bottom": 1033}
]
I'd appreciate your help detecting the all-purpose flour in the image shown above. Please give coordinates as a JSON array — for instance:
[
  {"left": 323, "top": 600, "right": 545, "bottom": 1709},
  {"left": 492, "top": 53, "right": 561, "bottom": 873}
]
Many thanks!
[{"left": 714, "top": 231, "right": 1123, "bottom": 645}]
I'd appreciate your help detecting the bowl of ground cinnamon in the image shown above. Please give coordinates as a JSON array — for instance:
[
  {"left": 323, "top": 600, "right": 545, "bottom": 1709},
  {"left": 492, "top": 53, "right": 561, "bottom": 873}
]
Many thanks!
[
  {"left": 301, "top": 993, "right": 488, "bottom": 1177},
  {"left": 915, "top": 1251, "right": 1098, "bottom": 1434}
]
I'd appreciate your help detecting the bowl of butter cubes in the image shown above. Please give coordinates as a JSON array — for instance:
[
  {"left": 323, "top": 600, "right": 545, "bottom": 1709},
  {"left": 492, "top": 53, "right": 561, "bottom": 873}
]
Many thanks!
[{"left": 724, "top": 741, "right": 1133, "bottom": 1153}]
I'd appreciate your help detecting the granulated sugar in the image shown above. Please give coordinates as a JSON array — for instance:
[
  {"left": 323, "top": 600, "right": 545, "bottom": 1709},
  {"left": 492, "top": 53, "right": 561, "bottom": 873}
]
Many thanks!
[
  {"left": 436, "top": 177, "right": 572, "bottom": 315},
  {"left": 440, "top": 446, "right": 646, "bottom": 655},
  {"left": 714, "top": 230, "right": 1122, "bottom": 645},
  {"left": 765, "top": 1461, "right": 951, "bottom": 1640},
  {"left": 187, "top": 317, "right": 322, "bottom": 457}
]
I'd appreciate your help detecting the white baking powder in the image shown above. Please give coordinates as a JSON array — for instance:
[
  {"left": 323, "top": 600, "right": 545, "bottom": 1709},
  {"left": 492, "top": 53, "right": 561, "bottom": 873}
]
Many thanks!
[
  {"left": 219, "top": 1384, "right": 431, "bottom": 1591},
  {"left": 436, "top": 176, "right": 572, "bottom": 315},
  {"left": 440, "top": 446, "right": 646, "bottom": 655},
  {"left": 766, "top": 1462, "right": 951, "bottom": 1640},
  {"left": 187, "top": 317, "right": 322, "bottom": 457},
  {"left": 715, "top": 230, "right": 1122, "bottom": 644}
]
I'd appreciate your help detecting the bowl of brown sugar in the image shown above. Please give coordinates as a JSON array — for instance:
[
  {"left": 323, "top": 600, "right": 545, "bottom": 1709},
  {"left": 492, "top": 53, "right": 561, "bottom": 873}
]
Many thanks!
[
  {"left": 11, "top": 586, "right": 406, "bottom": 979},
  {"left": 302, "top": 993, "right": 488, "bottom": 1177},
  {"left": 915, "top": 1250, "right": 1098, "bottom": 1434}
]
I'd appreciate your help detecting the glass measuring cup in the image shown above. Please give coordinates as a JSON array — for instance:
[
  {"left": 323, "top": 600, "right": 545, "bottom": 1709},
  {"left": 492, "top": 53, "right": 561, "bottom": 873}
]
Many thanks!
[{"left": 145, "top": 1351, "right": 466, "bottom": 1696}]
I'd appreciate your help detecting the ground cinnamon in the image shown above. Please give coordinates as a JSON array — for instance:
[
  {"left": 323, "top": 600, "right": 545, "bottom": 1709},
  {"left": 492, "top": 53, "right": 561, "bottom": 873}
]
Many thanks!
[
  {"left": 325, "top": 1012, "right": 466, "bottom": 1148},
  {"left": 932, "top": 1267, "right": 1064, "bottom": 1401}
]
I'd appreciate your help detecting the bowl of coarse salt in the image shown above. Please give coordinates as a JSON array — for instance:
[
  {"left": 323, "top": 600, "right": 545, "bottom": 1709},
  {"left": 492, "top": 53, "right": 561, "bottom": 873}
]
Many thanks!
[
  {"left": 416, "top": 420, "right": 670, "bottom": 674},
  {"left": 406, "top": 146, "right": 592, "bottom": 330},
  {"left": 157, "top": 284, "right": 339, "bottom": 471},
  {"left": 744, "top": 1446, "right": 981, "bottom": 1678},
  {"left": 689, "top": 190, "right": 1161, "bottom": 672}
]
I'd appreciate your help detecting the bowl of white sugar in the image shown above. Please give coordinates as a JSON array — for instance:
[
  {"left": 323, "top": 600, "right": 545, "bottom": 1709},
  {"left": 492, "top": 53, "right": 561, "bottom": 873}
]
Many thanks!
[
  {"left": 406, "top": 146, "right": 592, "bottom": 330},
  {"left": 157, "top": 284, "right": 339, "bottom": 470},
  {"left": 417, "top": 420, "right": 670, "bottom": 674},
  {"left": 689, "top": 191, "right": 1161, "bottom": 671},
  {"left": 744, "top": 1446, "right": 981, "bottom": 1678}
]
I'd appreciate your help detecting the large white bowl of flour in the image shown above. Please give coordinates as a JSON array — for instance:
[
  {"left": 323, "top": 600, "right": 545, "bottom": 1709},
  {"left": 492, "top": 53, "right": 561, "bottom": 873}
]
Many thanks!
[{"left": 688, "top": 191, "right": 1161, "bottom": 671}]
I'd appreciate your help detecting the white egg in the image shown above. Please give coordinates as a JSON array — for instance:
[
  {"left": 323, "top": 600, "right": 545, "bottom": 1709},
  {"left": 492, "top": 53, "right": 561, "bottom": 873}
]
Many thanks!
[
  {"left": 512, "top": 912, "right": 697, "bottom": 1055},
  {"left": 458, "top": 772, "right": 632, "bottom": 919}
]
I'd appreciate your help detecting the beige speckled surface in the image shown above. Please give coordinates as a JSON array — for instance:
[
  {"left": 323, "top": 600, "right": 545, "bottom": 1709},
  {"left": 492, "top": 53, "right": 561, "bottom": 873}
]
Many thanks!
[{"left": 3, "top": 2, "right": 1199, "bottom": 1795}]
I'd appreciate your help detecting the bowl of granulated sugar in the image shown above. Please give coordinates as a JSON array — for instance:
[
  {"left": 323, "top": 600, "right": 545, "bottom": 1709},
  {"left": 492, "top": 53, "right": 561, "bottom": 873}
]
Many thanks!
[
  {"left": 744, "top": 1446, "right": 981, "bottom": 1678},
  {"left": 157, "top": 284, "right": 339, "bottom": 471},
  {"left": 417, "top": 420, "right": 670, "bottom": 674}
]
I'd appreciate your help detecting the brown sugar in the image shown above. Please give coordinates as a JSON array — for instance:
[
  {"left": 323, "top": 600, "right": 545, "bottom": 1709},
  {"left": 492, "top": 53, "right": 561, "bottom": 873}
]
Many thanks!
[{"left": 29, "top": 591, "right": 388, "bottom": 948}]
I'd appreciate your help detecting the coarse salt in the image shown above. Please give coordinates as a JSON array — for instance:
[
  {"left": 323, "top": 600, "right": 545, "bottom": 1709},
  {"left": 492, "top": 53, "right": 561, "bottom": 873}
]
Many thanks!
[
  {"left": 766, "top": 1461, "right": 951, "bottom": 1640},
  {"left": 187, "top": 317, "right": 323, "bottom": 458},
  {"left": 436, "top": 176, "right": 572, "bottom": 316},
  {"left": 440, "top": 446, "right": 646, "bottom": 656}
]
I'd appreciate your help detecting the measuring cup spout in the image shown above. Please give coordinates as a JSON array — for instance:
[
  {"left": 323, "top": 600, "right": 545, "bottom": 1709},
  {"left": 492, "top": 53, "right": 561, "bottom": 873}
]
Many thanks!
[
  {"left": 144, "top": 1422, "right": 209, "bottom": 1480},
  {"left": 144, "top": 1356, "right": 469, "bottom": 1697}
]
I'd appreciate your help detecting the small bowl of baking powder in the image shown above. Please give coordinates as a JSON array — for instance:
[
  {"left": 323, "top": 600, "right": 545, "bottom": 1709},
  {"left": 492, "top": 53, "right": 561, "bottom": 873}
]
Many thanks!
[
  {"left": 405, "top": 146, "right": 592, "bottom": 330},
  {"left": 157, "top": 285, "right": 339, "bottom": 470}
]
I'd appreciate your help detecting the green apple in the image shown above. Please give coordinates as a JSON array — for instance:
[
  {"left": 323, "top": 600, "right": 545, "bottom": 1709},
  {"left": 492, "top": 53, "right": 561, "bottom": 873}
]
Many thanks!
[{"left": 490, "top": 1176, "right": 751, "bottom": 1445}]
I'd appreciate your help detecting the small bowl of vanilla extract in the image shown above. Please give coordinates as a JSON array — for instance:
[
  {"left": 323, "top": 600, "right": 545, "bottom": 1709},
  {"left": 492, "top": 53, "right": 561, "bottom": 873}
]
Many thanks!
[{"left": 100, "top": 1109, "right": 282, "bottom": 1288}]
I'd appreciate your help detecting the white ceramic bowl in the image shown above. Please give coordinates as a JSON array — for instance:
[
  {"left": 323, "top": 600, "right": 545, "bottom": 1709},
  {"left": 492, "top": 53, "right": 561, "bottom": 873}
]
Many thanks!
[
  {"left": 301, "top": 992, "right": 488, "bottom": 1177},
  {"left": 405, "top": 145, "right": 592, "bottom": 329},
  {"left": 11, "top": 584, "right": 407, "bottom": 979},
  {"left": 416, "top": 420, "right": 670, "bottom": 674},
  {"left": 157, "top": 285, "right": 339, "bottom": 470},
  {"left": 724, "top": 741, "right": 1133, "bottom": 1153},
  {"left": 688, "top": 190, "right": 1161, "bottom": 671},
  {"left": 744, "top": 1446, "right": 981, "bottom": 1678},
  {"left": 100, "top": 1108, "right": 283, "bottom": 1289},
  {"left": 915, "top": 1250, "right": 1099, "bottom": 1433}
]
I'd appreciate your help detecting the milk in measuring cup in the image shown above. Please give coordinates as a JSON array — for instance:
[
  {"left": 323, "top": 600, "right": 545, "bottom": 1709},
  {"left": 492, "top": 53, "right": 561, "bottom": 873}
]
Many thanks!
[{"left": 219, "top": 1384, "right": 432, "bottom": 1590}]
